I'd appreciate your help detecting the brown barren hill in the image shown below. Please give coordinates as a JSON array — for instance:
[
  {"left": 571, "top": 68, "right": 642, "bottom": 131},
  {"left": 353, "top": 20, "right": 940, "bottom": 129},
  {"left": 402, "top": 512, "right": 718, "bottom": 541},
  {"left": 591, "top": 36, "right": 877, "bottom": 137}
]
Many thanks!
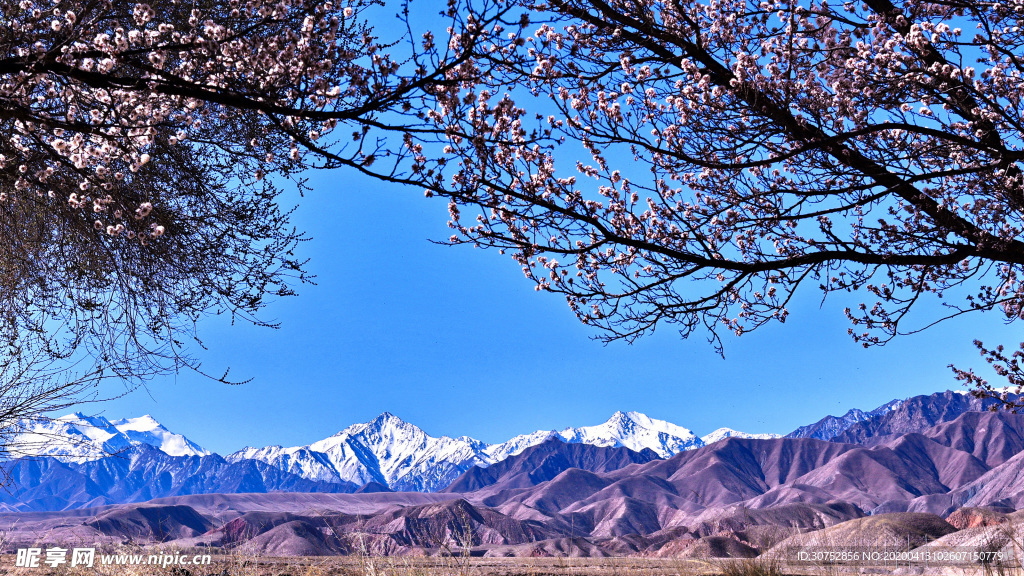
[
  {"left": 241, "top": 519, "right": 351, "bottom": 556},
  {"left": 769, "top": 512, "right": 957, "bottom": 552},
  {"left": 945, "top": 506, "right": 1012, "bottom": 529},
  {"left": 909, "top": 448, "right": 1024, "bottom": 514},
  {"left": 920, "top": 412, "right": 1024, "bottom": 467},
  {"left": 84, "top": 503, "right": 213, "bottom": 541},
  {"left": 676, "top": 535, "right": 760, "bottom": 559}
]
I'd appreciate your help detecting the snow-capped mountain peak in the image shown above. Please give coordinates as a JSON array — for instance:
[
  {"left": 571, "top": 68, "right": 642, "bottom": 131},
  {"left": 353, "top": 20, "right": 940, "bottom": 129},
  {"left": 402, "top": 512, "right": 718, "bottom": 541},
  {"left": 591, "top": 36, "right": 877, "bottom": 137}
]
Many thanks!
[
  {"left": 110, "top": 415, "right": 209, "bottom": 457},
  {"left": 111, "top": 414, "right": 160, "bottom": 431},
  {"left": 557, "top": 411, "right": 701, "bottom": 457},
  {"left": 8, "top": 413, "right": 208, "bottom": 462},
  {"left": 482, "top": 411, "right": 703, "bottom": 463},
  {"left": 327, "top": 411, "right": 414, "bottom": 440},
  {"left": 254, "top": 412, "right": 492, "bottom": 491},
  {"left": 700, "top": 427, "right": 782, "bottom": 445}
]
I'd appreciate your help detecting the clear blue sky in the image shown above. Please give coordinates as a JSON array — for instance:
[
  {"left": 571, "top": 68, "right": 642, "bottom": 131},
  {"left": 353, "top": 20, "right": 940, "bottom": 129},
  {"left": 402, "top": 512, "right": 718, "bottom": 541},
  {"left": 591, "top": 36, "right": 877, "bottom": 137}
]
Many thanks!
[{"left": 80, "top": 167, "right": 1019, "bottom": 455}]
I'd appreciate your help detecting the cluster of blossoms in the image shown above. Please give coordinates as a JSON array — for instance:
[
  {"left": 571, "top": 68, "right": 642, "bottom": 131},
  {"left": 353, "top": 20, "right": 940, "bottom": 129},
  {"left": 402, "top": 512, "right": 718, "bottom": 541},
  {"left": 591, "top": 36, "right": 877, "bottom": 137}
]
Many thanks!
[
  {"left": 396, "top": 0, "right": 1024, "bottom": 358},
  {"left": 1, "top": 0, "right": 390, "bottom": 245}
]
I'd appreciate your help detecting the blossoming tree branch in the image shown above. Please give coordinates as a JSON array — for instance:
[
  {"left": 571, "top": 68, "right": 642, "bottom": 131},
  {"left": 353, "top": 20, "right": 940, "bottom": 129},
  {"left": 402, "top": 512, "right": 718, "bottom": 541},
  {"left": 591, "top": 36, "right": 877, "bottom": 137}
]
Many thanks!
[{"left": 380, "top": 0, "right": 1024, "bottom": 406}]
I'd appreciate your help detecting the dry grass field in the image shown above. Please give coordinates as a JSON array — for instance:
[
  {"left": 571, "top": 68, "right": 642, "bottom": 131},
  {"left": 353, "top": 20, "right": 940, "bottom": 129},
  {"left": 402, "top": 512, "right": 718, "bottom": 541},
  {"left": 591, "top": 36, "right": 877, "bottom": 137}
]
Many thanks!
[
  {"left": 0, "top": 555, "right": 709, "bottom": 576},
  {"left": 0, "top": 552, "right": 1018, "bottom": 576}
]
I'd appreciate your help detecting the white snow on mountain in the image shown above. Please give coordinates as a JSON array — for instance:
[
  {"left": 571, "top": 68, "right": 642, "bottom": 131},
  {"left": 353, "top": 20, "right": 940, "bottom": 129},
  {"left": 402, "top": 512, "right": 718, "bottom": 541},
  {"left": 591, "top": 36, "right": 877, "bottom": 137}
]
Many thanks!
[
  {"left": 310, "top": 412, "right": 491, "bottom": 491},
  {"left": 556, "top": 411, "right": 702, "bottom": 457},
  {"left": 230, "top": 445, "right": 344, "bottom": 483},
  {"left": 109, "top": 415, "right": 209, "bottom": 457},
  {"left": 229, "top": 410, "right": 710, "bottom": 491},
  {"left": 483, "top": 430, "right": 558, "bottom": 462},
  {"left": 953, "top": 386, "right": 1017, "bottom": 395},
  {"left": 8, "top": 413, "right": 208, "bottom": 462},
  {"left": 485, "top": 411, "right": 702, "bottom": 461},
  {"left": 700, "top": 427, "right": 781, "bottom": 445},
  {"left": 229, "top": 413, "right": 492, "bottom": 492}
]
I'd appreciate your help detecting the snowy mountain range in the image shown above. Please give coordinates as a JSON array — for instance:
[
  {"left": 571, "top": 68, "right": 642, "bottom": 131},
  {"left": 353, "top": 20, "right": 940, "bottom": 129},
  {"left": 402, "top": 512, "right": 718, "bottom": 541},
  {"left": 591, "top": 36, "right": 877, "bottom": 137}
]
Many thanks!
[
  {"left": 225, "top": 411, "right": 726, "bottom": 491},
  {"left": 10, "top": 389, "right": 1012, "bottom": 495},
  {"left": 8, "top": 409, "right": 779, "bottom": 492},
  {"left": 8, "top": 413, "right": 209, "bottom": 462}
]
